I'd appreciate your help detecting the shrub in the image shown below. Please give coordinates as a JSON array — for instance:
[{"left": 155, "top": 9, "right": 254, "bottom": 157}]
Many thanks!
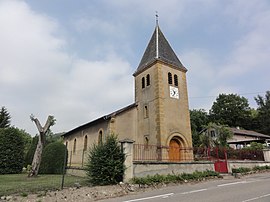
[
  {"left": 0, "top": 127, "right": 25, "bottom": 174},
  {"left": 24, "top": 136, "right": 39, "bottom": 167},
  {"left": 232, "top": 167, "right": 251, "bottom": 174},
  {"left": 39, "top": 142, "right": 66, "bottom": 174},
  {"left": 86, "top": 134, "right": 125, "bottom": 186},
  {"left": 131, "top": 170, "right": 220, "bottom": 185}
]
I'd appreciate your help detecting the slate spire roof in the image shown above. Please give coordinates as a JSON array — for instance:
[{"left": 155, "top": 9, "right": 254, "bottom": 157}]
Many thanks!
[{"left": 134, "top": 25, "right": 187, "bottom": 75}]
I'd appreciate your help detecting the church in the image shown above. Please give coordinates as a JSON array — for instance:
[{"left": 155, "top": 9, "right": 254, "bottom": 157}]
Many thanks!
[{"left": 63, "top": 23, "right": 193, "bottom": 166}]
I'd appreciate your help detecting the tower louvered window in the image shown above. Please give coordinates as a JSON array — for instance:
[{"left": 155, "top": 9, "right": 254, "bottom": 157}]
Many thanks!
[
  {"left": 174, "top": 74, "right": 178, "bottom": 86},
  {"left": 146, "top": 74, "right": 150, "bottom": 86},
  {"left": 142, "top": 77, "right": 145, "bottom": 88},
  {"left": 168, "top": 72, "right": 172, "bottom": 84}
]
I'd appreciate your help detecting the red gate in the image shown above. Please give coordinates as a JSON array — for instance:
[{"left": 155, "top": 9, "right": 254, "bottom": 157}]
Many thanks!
[{"left": 210, "top": 147, "right": 228, "bottom": 173}]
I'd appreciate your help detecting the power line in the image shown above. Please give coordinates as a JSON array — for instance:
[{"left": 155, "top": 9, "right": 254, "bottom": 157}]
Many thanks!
[{"left": 189, "top": 91, "right": 266, "bottom": 99}]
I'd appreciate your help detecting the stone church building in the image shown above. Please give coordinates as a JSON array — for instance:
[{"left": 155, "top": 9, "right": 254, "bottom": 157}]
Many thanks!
[{"left": 63, "top": 24, "right": 193, "bottom": 166}]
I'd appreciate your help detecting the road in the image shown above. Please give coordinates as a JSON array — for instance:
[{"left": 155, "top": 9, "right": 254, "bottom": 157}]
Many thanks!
[{"left": 100, "top": 172, "right": 270, "bottom": 202}]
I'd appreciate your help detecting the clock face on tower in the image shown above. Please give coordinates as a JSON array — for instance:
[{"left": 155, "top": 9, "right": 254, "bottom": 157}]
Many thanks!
[{"left": 169, "top": 86, "right": 179, "bottom": 99}]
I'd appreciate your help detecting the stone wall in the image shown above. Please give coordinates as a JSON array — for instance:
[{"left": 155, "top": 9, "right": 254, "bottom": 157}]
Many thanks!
[
  {"left": 133, "top": 161, "right": 214, "bottom": 178},
  {"left": 227, "top": 161, "right": 270, "bottom": 173}
]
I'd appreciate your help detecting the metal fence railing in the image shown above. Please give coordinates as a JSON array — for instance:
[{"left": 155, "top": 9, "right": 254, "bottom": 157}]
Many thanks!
[{"left": 133, "top": 144, "right": 265, "bottom": 162}]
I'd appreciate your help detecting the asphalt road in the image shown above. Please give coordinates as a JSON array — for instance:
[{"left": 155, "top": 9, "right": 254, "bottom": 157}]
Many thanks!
[{"left": 100, "top": 172, "right": 270, "bottom": 202}]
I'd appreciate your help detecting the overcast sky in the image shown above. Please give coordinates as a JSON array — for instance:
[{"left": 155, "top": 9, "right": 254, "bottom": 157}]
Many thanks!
[{"left": 0, "top": 0, "right": 269, "bottom": 135}]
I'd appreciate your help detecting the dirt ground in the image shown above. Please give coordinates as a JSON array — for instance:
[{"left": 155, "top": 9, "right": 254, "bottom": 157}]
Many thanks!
[{"left": 1, "top": 182, "right": 157, "bottom": 202}]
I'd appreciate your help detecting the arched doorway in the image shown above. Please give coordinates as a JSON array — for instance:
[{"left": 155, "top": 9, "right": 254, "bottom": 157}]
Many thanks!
[{"left": 169, "top": 138, "right": 181, "bottom": 161}]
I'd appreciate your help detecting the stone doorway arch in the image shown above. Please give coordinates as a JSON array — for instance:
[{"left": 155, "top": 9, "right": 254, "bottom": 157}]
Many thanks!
[
  {"left": 168, "top": 135, "right": 188, "bottom": 162},
  {"left": 169, "top": 138, "right": 181, "bottom": 161}
]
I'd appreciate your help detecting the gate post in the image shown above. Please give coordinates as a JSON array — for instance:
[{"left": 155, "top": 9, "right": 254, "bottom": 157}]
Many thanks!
[
  {"left": 120, "top": 139, "right": 135, "bottom": 182},
  {"left": 263, "top": 149, "right": 270, "bottom": 161}
]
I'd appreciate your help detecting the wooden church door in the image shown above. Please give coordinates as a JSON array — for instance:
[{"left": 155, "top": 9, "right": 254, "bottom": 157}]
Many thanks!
[{"left": 169, "top": 139, "right": 181, "bottom": 161}]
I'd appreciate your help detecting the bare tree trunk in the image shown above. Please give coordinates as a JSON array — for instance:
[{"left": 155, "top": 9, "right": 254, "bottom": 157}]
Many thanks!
[{"left": 28, "top": 115, "right": 55, "bottom": 177}]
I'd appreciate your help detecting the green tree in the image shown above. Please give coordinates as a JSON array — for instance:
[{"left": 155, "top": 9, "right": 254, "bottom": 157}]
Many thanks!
[
  {"left": 200, "top": 123, "right": 233, "bottom": 147},
  {"left": 86, "top": 134, "right": 125, "bottom": 185},
  {"left": 209, "top": 94, "right": 251, "bottom": 128},
  {"left": 39, "top": 142, "right": 66, "bottom": 174},
  {"left": 18, "top": 129, "right": 32, "bottom": 157},
  {"left": 0, "top": 127, "right": 25, "bottom": 174},
  {"left": 255, "top": 91, "right": 270, "bottom": 135},
  {"left": 24, "top": 136, "right": 39, "bottom": 167},
  {"left": 190, "top": 109, "right": 209, "bottom": 147},
  {"left": 0, "top": 106, "right": 11, "bottom": 128}
]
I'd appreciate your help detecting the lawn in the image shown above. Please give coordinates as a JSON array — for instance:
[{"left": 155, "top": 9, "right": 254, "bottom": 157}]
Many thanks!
[{"left": 0, "top": 174, "right": 88, "bottom": 196}]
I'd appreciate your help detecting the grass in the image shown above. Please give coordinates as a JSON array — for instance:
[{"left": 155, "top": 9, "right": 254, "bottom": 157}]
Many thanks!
[{"left": 0, "top": 174, "right": 88, "bottom": 196}]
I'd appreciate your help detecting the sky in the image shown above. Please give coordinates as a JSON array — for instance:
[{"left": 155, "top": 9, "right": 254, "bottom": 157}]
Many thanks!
[{"left": 0, "top": 0, "right": 269, "bottom": 135}]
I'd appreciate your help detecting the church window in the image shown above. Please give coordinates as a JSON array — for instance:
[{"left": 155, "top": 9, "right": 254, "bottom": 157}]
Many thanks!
[
  {"left": 73, "top": 139, "right": 76, "bottom": 155},
  {"left": 83, "top": 135, "right": 88, "bottom": 151},
  {"left": 168, "top": 72, "right": 172, "bottom": 84},
  {"left": 144, "top": 136, "right": 149, "bottom": 149},
  {"left": 98, "top": 130, "right": 103, "bottom": 144},
  {"left": 174, "top": 74, "right": 178, "bottom": 86},
  {"left": 144, "top": 105, "right": 149, "bottom": 118},
  {"left": 210, "top": 130, "right": 216, "bottom": 138},
  {"left": 146, "top": 74, "right": 150, "bottom": 86},
  {"left": 142, "top": 77, "right": 145, "bottom": 88}
]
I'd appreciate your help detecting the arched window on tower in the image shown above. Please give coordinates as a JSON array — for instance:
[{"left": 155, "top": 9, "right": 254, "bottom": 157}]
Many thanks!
[
  {"left": 73, "top": 138, "right": 76, "bottom": 155},
  {"left": 83, "top": 135, "right": 88, "bottom": 151},
  {"left": 142, "top": 77, "right": 145, "bottom": 89},
  {"left": 146, "top": 74, "right": 150, "bottom": 86},
  {"left": 174, "top": 74, "right": 178, "bottom": 86},
  {"left": 168, "top": 72, "right": 172, "bottom": 84}
]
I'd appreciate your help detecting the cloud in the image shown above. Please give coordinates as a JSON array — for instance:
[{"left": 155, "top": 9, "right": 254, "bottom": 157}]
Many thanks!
[{"left": 0, "top": 0, "right": 133, "bottom": 135}]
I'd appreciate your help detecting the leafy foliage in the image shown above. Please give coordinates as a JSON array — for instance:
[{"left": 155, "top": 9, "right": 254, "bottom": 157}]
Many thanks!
[
  {"left": 190, "top": 109, "right": 209, "bottom": 147},
  {"left": 24, "top": 136, "right": 39, "bottom": 167},
  {"left": 0, "top": 106, "right": 11, "bottom": 128},
  {"left": 209, "top": 94, "right": 251, "bottom": 128},
  {"left": 232, "top": 167, "right": 251, "bottom": 174},
  {"left": 86, "top": 134, "right": 125, "bottom": 186},
  {"left": 131, "top": 170, "right": 220, "bottom": 185},
  {"left": 39, "top": 142, "right": 66, "bottom": 174},
  {"left": 200, "top": 122, "right": 233, "bottom": 147},
  {"left": 254, "top": 91, "right": 270, "bottom": 135},
  {"left": 0, "top": 127, "right": 24, "bottom": 174},
  {"left": 18, "top": 129, "right": 32, "bottom": 157}
]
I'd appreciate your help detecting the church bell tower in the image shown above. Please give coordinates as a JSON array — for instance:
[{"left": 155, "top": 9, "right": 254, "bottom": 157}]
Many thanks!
[{"left": 133, "top": 23, "right": 193, "bottom": 160}]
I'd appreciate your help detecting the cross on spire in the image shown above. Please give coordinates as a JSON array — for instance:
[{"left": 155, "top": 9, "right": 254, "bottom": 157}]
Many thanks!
[{"left": 155, "top": 11, "right": 159, "bottom": 26}]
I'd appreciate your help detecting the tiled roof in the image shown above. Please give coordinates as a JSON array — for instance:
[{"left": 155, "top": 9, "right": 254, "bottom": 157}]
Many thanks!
[
  {"left": 63, "top": 103, "right": 137, "bottom": 137},
  {"left": 134, "top": 26, "right": 186, "bottom": 75},
  {"left": 230, "top": 128, "right": 270, "bottom": 139}
]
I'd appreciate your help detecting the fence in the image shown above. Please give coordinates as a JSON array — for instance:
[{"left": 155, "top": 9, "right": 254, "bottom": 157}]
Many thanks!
[{"left": 133, "top": 144, "right": 265, "bottom": 162}]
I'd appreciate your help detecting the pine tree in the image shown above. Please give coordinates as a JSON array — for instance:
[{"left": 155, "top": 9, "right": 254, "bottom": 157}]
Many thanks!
[
  {"left": 0, "top": 106, "right": 11, "bottom": 128},
  {"left": 86, "top": 134, "right": 125, "bottom": 185}
]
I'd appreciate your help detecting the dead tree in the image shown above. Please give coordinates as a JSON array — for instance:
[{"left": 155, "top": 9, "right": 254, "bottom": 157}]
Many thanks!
[{"left": 28, "top": 114, "right": 56, "bottom": 177}]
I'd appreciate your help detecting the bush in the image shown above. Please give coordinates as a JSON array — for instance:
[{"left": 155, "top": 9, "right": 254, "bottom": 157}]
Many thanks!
[
  {"left": 131, "top": 170, "right": 220, "bottom": 185},
  {"left": 0, "top": 127, "right": 25, "bottom": 174},
  {"left": 24, "top": 136, "right": 39, "bottom": 167},
  {"left": 39, "top": 142, "right": 66, "bottom": 174},
  {"left": 86, "top": 134, "right": 125, "bottom": 186},
  {"left": 232, "top": 167, "right": 251, "bottom": 174}
]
